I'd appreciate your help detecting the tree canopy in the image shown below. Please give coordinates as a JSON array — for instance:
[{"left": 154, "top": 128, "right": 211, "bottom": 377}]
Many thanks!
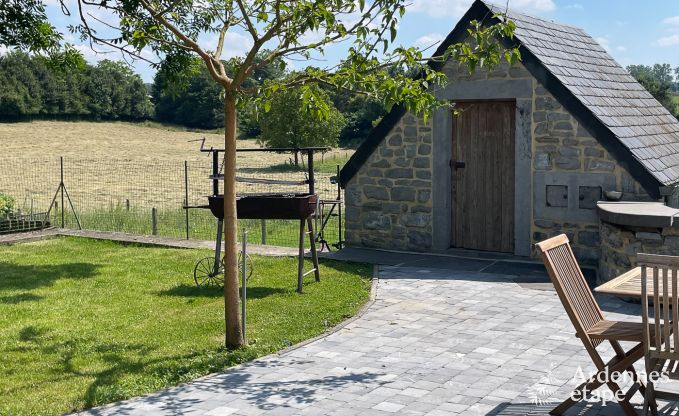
[
  {"left": 258, "top": 86, "right": 346, "bottom": 156},
  {"left": 0, "top": 52, "right": 153, "bottom": 120}
]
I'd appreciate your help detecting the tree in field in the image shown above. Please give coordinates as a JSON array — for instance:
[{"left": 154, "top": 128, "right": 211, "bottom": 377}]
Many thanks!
[
  {"left": 258, "top": 86, "right": 345, "bottom": 165},
  {"left": 52, "top": 0, "right": 518, "bottom": 348},
  {"left": 628, "top": 64, "right": 676, "bottom": 116}
]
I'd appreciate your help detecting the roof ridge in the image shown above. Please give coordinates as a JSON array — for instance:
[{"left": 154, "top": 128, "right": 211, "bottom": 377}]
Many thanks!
[{"left": 481, "top": 0, "right": 585, "bottom": 32}]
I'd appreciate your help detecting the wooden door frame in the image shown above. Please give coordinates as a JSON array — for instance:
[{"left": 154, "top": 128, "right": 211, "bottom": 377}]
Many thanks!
[{"left": 450, "top": 99, "right": 516, "bottom": 252}]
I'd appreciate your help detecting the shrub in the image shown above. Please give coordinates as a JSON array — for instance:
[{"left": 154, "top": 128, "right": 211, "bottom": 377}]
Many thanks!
[{"left": 0, "top": 193, "right": 15, "bottom": 216}]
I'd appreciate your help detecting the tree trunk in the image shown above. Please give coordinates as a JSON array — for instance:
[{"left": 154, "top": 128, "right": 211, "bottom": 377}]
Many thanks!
[
  {"left": 294, "top": 151, "right": 299, "bottom": 166},
  {"left": 223, "top": 92, "right": 243, "bottom": 348}
]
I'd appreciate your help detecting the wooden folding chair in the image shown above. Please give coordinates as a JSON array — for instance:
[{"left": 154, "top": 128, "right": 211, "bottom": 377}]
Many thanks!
[
  {"left": 640, "top": 253, "right": 679, "bottom": 416},
  {"left": 536, "top": 234, "right": 646, "bottom": 416}
]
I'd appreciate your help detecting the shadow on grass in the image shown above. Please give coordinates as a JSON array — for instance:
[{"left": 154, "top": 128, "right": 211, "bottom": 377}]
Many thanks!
[
  {"left": 7, "top": 323, "right": 256, "bottom": 410},
  {"left": 157, "top": 284, "right": 288, "bottom": 299},
  {"left": 238, "top": 163, "right": 305, "bottom": 174},
  {"left": 0, "top": 292, "right": 43, "bottom": 304},
  {"left": 0, "top": 262, "right": 99, "bottom": 291}
]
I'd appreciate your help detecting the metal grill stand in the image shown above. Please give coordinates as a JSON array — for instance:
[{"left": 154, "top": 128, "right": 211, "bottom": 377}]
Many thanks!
[{"left": 298, "top": 217, "right": 321, "bottom": 293}]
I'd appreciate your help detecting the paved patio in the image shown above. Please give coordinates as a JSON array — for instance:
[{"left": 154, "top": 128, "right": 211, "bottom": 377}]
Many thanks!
[{"left": 78, "top": 262, "right": 678, "bottom": 415}]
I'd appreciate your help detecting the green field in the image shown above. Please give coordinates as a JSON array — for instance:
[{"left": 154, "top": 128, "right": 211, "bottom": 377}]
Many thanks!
[
  {"left": 0, "top": 237, "right": 371, "bottom": 415},
  {"left": 54, "top": 205, "right": 343, "bottom": 248}
]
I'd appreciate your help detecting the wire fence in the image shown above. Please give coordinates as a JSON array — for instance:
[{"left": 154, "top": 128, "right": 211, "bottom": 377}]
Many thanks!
[{"left": 0, "top": 153, "right": 347, "bottom": 249}]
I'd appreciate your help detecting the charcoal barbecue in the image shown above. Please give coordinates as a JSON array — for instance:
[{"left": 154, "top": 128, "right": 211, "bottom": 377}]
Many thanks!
[{"left": 188, "top": 146, "right": 326, "bottom": 292}]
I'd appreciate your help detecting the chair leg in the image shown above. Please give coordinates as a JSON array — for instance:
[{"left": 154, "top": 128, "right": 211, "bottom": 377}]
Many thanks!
[
  {"left": 551, "top": 344, "right": 644, "bottom": 415},
  {"left": 604, "top": 380, "right": 638, "bottom": 416}
]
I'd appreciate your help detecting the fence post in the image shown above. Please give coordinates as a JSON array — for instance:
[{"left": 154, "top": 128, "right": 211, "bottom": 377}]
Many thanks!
[
  {"left": 241, "top": 229, "right": 248, "bottom": 344},
  {"left": 126, "top": 199, "right": 130, "bottom": 211},
  {"left": 151, "top": 207, "right": 158, "bottom": 235},
  {"left": 184, "top": 160, "right": 190, "bottom": 240},
  {"left": 260, "top": 219, "right": 267, "bottom": 245},
  {"left": 60, "top": 156, "right": 65, "bottom": 228}
]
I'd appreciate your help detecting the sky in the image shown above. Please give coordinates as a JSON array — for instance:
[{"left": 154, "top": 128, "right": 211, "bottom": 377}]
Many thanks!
[{"left": 28, "top": 0, "right": 679, "bottom": 82}]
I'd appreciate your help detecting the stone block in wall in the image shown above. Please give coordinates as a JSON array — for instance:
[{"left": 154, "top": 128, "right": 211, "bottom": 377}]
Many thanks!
[
  {"left": 416, "top": 171, "right": 432, "bottom": 180},
  {"left": 554, "top": 156, "right": 580, "bottom": 170},
  {"left": 536, "top": 96, "right": 559, "bottom": 111},
  {"left": 371, "top": 159, "right": 389, "bottom": 168},
  {"left": 388, "top": 134, "right": 403, "bottom": 146},
  {"left": 394, "top": 157, "right": 410, "bottom": 168},
  {"left": 363, "top": 213, "right": 390, "bottom": 230},
  {"left": 553, "top": 121, "right": 573, "bottom": 131},
  {"left": 534, "top": 152, "right": 552, "bottom": 170},
  {"left": 586, "top": 159, "right": 615, "bottom": 172},
  {"left": 636, "top": 232, "right": 662, "bottom": 241},
  {"left": 417, "top": 190, "right": 431, "bottom": 203},
  {"left": 418, "top": 144, "right": 431, "bottom": 155},
  {"left": 391, "top": 187, "right": 416, "bottom": 201},
  {"left": 363, "top": 185, "right": 390, "bottom": 201},
  {"left": 534, "top": 122, "right": 548, "bottom": 135},
  {"left": 407, "top": 230, "right": 432, "bottom": 249},
  {"left": 358, "top": 176, "right": 376, "bottom": 185},
  {"left": 405, "top": 144, "right": 417, "bottom": 157},
  {"left": 535, "top": 136, "right": 559, "bottom": 144},
  {"left": 584, "top": 147, "right": 604, "bottom": 158},
  {"left": 578, "top": 230, "right": 600, "bottom": 247},
  {"left": 401, "top": 213, "right": 431, "bottom": 228},
  {"left": 385, "top": 168, "right": 413, "bottom": 179},
  {"left": 404, "top": 126, "right": 417, "bottom": 138},
  {"left": 365, "top": 168, "right": 383, "bottom": 177},
  {"left": 413, "top": 157, "right": 430, "bottom": 169},
  {"left": 380, "top": 147, "right": 394, "bottom": 158},
  {"left": 345, "top": 188, "right": 362, "bottom": 206}
]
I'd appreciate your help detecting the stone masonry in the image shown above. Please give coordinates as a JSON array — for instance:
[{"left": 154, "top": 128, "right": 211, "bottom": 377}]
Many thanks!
[
  {"left": 345, "top": 57, "right": 653, "bottom": 262},
  {"left": 344, "top": 114, "right": 434, "bottom": 251},
  {"left": 599, "top": 221, "right": 679, "bottom": 283}
]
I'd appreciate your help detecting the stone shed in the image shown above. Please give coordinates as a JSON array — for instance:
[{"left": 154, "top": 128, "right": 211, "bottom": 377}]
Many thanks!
[{"left": 339, "top": 0, "right": 679, "bottom": 265}]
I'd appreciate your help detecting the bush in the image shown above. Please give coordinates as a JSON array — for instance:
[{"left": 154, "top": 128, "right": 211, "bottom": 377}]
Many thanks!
[{"left": 0, "top": 193, "right": 15, "bottom": 216}]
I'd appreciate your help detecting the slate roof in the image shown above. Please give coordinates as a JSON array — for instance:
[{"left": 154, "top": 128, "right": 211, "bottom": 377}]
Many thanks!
[
  {"left": 340, "top": 0, "right": 679, "bottom": 193},
  {"left": 486, "top": 1, "right": 679, "bottom": 186}
]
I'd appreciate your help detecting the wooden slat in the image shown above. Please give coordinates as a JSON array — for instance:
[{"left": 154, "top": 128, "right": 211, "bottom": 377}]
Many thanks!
[{"left": 451, "top": 101, "right": 515, "bottom": 253}]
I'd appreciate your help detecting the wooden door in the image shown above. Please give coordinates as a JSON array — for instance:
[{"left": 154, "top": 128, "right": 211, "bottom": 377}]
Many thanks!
[{"left": 452, "top": 101, "right": 515, "bottom": 253}]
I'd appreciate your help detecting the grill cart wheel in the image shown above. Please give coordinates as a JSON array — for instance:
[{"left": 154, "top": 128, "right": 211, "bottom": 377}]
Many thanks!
[{"left": 193, "top": 253, "right": 253, "bottom": 288}]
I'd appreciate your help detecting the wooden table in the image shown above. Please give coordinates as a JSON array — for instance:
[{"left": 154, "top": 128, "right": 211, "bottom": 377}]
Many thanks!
[{"left": 595, "top": 266, "right": 677, "bottom": 299}]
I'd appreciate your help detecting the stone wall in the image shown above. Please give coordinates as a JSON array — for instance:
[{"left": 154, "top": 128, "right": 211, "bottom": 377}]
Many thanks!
[
  {"left": 599, "top": 221, "right": 679, "bottom": 283},
  {"left": 344, "top": 56, "right": 654, "bottom": 260},
  {"left": 344, "top": 114, "right": 434, "bottom": 250},
  {"left": 530, "top": 84, "right": 652, "bottom": 264}
]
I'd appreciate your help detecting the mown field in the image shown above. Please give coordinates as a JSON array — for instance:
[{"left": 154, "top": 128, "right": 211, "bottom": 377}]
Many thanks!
[{"left": 0, "top": 121, "right": 353, "bottom": 246}]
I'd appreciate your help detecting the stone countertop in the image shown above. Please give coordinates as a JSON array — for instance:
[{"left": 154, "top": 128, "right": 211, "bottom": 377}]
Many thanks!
[{"left": 597, "top": 201, "right": 679, "bottom": 228}]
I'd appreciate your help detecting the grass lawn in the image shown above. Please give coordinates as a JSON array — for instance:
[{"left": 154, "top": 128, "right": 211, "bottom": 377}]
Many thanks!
[{"left": 0, "top": 237, "right": 371, "bottom": 416}]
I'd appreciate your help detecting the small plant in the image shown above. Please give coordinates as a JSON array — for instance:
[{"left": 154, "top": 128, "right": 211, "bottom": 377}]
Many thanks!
[{"left": 0, "top": 193, "right": 15, "bottom": 216}]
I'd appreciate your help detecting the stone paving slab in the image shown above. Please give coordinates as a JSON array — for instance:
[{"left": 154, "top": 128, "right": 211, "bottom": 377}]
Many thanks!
[{"left": 73, "top": 263, "right": 679, "bottom": 415}]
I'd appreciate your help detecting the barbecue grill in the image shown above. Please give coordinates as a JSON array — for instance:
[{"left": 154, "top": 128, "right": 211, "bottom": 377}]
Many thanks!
[{"left": 208, "top": 193, "right": 319, "bottom": 220}]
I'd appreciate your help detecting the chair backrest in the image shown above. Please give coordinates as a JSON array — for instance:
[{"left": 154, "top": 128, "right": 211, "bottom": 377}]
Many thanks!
[
  {"left": 536, "top": 234, "right": 604, "bottom": 347},
  {"left": 639, "top": 253, "right": 679, "bottom": 359}
]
